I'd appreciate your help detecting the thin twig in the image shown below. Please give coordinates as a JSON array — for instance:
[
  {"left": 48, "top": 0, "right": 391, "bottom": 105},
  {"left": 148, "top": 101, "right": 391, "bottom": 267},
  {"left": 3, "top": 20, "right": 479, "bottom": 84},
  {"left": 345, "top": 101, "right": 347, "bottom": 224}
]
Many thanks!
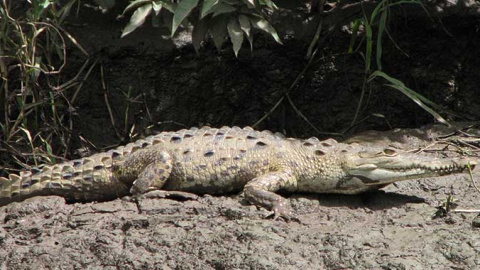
[
  {"left": 468, "top": 163, "right": 480, "bottom": 194},
  {"left": 306, "top": 3, "right": 325, "bottom": 58},
  {"left": 54, "top": 58, "right": 90, "bottom": 93},
  {"left": 286, "top": 95, "right": 342, "bottom": 137},
  {"left": 350, "top": 74, "right": 367, "bottom": 127},
  {"left": 71, "top": 58, "right": 98, "bottom": 103},
  {"left": 101, "top": 64, "right": 122, "bottom": 139},
  {"left": 252, "top": 43, "right": 320, "bottom": 128},
  {"left": 451, "top": 209, "right": 480, "bottom": 213}
]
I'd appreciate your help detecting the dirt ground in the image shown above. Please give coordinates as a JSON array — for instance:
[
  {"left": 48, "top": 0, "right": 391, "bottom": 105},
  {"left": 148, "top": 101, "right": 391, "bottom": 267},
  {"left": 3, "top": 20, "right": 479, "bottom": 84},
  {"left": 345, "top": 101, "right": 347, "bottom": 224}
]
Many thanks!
[{"left": 2, "top": 2, "right": 480, "bottom": 269}]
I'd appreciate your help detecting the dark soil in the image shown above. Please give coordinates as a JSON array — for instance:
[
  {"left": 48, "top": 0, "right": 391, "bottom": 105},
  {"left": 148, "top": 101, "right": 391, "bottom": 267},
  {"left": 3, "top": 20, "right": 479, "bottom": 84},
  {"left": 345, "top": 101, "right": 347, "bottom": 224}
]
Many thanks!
[{"left": 1, "top": 2, "right": 480, "bottom": 269}]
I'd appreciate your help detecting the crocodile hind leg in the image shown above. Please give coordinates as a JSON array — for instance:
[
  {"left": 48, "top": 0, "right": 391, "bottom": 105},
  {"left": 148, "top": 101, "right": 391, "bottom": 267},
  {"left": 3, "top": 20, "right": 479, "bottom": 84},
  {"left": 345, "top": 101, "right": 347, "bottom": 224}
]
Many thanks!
[
  {"left": 243, "top": 170, "right": 298, "bottom": 220},
  {"left": 117, "top": 148, "right": 197, "bottom": 200},
  {"left": 114, "top": 148, "right": 173, "bottom": 194}
]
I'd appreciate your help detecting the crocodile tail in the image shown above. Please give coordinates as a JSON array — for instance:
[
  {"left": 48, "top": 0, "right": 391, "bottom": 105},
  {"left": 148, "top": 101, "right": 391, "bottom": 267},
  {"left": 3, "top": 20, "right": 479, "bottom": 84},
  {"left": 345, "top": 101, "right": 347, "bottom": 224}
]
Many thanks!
[
  {"left": 0, "top": 153, "right": 131, "bottom": 206},
  {"left": 0, "top": 127, "right": 225, "bottom": 206},
  {"left": 0, "top": 130, "right": 173, "bottom": 206}
]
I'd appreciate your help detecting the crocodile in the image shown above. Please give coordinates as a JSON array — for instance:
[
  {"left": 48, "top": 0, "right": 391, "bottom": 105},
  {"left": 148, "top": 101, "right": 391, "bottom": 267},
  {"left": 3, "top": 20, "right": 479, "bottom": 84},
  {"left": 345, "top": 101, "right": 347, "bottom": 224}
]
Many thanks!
[{"left": 0, "top": 126, "right": 476, "bottom": 219}]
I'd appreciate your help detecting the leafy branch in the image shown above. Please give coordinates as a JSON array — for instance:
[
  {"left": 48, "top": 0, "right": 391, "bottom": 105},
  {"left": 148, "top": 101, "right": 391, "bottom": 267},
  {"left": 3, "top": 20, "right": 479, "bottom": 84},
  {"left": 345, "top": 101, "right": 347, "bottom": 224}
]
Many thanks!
[{"left": 120, "top": 0, "right": 282, "bottom": 56}]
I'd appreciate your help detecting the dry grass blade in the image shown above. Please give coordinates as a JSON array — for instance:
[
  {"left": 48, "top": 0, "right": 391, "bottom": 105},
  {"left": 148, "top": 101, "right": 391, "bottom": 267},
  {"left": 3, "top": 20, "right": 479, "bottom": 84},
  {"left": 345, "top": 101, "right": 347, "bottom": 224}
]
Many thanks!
[
  {"left": 57, "top": 24, "right": 88, "bottom": 56},
  {"left": 369, "top": 71, "right": 449, "bottom": 126},
  {"left": 18, "top": 127, "right": 37, "bottom": 166}
]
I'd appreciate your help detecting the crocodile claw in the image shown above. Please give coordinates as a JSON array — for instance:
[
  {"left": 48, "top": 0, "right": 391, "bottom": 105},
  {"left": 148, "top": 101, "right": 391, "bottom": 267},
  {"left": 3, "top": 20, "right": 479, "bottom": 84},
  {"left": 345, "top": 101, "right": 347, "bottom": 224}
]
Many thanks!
[{"left": 267, "top": 201, "right": 296, "bottom": 221}]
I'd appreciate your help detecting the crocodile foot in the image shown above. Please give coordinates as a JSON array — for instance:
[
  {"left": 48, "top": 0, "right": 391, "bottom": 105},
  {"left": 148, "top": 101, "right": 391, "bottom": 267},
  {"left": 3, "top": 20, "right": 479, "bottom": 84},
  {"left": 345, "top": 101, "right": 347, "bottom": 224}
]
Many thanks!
[
  {"left": 124, "top": 190, "right": 199, "bottom": 202},
  {"left": 266, "top": 201, "right": 298, "bottom": 221},
  {"left": 142, "top": 190, "right": 199, "bottom": 201}
]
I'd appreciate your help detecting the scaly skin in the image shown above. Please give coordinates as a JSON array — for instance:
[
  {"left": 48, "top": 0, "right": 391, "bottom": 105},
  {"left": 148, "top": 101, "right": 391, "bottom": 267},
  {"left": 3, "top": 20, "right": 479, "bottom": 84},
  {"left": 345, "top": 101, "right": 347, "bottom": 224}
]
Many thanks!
[{"left": 0, "top": 126, "right": 476, "bottom": 218}]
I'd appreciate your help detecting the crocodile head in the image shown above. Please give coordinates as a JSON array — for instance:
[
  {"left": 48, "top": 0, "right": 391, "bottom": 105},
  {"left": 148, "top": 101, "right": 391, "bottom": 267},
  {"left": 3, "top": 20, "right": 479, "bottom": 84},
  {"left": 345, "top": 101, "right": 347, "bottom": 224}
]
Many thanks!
[{"left": 338, "top": 145, "right": 477, "bottom": 192}]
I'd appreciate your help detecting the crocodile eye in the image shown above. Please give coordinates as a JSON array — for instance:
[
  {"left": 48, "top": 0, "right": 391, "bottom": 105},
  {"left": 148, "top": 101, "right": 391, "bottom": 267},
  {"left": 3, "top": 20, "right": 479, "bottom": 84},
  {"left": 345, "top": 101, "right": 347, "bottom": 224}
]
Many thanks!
[{"left": 383, "top": 148, "right": 397, "bottom": 156}]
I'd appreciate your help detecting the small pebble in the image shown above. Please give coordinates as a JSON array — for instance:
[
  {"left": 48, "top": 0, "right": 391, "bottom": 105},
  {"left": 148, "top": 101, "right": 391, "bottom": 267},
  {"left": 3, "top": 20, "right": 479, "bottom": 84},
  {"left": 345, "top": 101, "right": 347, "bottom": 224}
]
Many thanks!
[{"left": 472, "top": 214, "right": 480, "bottom": 228}]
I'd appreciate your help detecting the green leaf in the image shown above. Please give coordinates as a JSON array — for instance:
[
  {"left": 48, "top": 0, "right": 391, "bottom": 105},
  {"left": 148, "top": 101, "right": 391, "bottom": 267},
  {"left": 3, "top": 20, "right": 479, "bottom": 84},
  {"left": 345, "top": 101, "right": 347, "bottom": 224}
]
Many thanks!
[
  {"left": 93, "top": 0, "right": 115, "bottom": 10},
  {"left": 260, "top": 0, "right": 277, "bottom": 9},
  {"left": 210, "top": 2, "right": 236, "bottom": 17},
  {"left": 41, "top": 0, "right": 51, "bottom": 9},
  {"left": 223, "top": 0, "right": 240, "bottom": 5},
  {"left": 152, "top": 2, "right": 163, "bottom": 27},
  {"left": 209, "top": 15, "right": 228, "bottom": 52},
  {"left": 152, "top": 1, "right": 163, "bottom": 15},
  {"left": 192, "top": 19, "right": 208, "bottom": 53},
  {"left": 376, "top": 7, "right": 387, "bottom": 70},
  {"left": 19, "top": 127, "right": 34, "bottom": 150},
  {"left": 172, "top": 0, "right": 199, "bottom": 36},
  {"left": 201, "top": 0, "right": 219, "bottom": 18},
  {"left": 364, "top": 15, "right": 372, "bottom": 71},
  {"left": 227, "top": 18, "right": 244, "bottom": 57},
  {"left": 31, "top": 0, "right": 49, "bottom": 20},
  {"left": 162, "top": 2, "right": 176, "bottom": 12},
  {"left": 123, "top": 0, "right": 152, "bottom": 14},
  {"left": 39, "top": 136, "right": 55, "bottom": 164},
  {"left": 121, "top": 4, "right": 153, "bottom": 37},
  {"left": 152, "top": 12, "right": 161, "bottom": 27},
  {"left": 370, "top": 0, "right": 385, "bottom": 22},
  {"left": 348, "top": 19, "right": 361, "bottom": 53},
  {"left": 249, "top": 16, "right": 282, "bottom": 44},
  {"left": 57, "top": 0, "right": 77, "bottom": 23},
  {"left": 238, "top": 15, "right": 252, "bottom": 50},
  {"left": 242, "top": 0, "right": 255, "bottom": 8},
  {"left": 238, "top": 15, "right": 250, "bottom": 37},
  {"left": 162, "top": 10, "right": 174, "bottom": 29}
]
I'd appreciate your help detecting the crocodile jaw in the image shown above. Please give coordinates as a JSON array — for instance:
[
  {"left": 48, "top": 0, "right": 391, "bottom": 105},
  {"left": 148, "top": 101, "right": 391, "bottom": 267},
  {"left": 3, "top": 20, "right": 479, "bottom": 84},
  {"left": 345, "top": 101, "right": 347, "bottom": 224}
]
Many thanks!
[{"left": 345, "top": 157, "right": 477, "bottom": 186}]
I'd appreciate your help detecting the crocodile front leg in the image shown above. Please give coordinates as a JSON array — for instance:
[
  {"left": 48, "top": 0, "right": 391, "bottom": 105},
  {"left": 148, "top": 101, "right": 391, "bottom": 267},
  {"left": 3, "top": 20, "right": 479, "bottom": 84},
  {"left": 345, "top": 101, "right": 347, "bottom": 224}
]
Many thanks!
[{"left": 244, "top": 170, "right": 298, "bottom": 220}]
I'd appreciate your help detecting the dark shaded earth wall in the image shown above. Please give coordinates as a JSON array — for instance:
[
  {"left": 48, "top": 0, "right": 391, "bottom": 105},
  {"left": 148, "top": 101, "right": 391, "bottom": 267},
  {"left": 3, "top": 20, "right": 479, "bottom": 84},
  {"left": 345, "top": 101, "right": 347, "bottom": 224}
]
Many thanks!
[{"left": 60, "top": 3, "right": 480, "bottom": 153}]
